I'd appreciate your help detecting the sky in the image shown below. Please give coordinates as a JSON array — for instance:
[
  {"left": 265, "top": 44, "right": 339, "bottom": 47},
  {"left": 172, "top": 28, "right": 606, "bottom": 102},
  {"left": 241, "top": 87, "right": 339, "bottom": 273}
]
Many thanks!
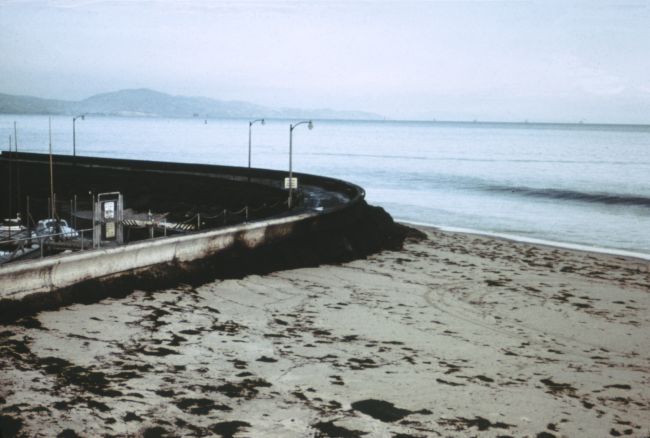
[{"left": 1, "top": 0, "right": 649, "bottom": 123}]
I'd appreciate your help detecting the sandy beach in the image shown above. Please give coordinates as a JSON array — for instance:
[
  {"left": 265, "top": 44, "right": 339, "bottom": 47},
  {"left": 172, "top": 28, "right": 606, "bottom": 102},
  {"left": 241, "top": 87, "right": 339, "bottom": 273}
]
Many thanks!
[{"left": 1, "top": 226, "right": 649, "bottom": 437}]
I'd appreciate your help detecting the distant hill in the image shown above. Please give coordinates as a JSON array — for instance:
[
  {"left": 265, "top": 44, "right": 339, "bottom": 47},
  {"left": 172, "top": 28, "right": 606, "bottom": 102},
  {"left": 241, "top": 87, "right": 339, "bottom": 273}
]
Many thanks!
[
  {"left": 0, "top": 93, "right": 71, "bottom": 115},
  {"left": 0, "top": 89, "right": 382, "bottom": 120}
]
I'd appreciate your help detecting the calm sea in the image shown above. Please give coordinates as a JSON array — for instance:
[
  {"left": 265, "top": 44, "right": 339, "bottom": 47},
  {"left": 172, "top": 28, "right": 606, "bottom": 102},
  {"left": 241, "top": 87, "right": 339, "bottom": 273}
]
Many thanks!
[{"left": 2, "top": 115, "right": 650, "bottom": 257}]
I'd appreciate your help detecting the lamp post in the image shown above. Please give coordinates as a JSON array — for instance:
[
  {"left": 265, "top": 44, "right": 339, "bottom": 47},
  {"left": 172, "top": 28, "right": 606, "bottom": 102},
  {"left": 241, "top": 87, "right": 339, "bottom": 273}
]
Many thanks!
[
  {"left": 72, "top": 114, "right": 85, "bottom": 159},
  {"left": 287, "top": 120, "right": 313, "bottom": 209},
  {"left": 248, "top": 119, "right": 265, "bottom": 182}
]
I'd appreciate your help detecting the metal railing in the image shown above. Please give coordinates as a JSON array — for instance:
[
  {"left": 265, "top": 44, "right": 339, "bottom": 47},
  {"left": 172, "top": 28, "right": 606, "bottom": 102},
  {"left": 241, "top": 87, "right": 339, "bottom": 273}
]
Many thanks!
[
  {"left": 0, "top": 198, "right": 289, "bottom": 263},
  {"left": 0, "top": 228, "right": 94, "bottom": 262}
]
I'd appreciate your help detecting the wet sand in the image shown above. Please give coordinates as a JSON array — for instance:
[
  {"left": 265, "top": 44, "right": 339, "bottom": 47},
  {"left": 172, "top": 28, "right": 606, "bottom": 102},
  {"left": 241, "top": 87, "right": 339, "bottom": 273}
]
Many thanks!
[{"left": 1, "top": 226, "right": 649, "bottom": 437}]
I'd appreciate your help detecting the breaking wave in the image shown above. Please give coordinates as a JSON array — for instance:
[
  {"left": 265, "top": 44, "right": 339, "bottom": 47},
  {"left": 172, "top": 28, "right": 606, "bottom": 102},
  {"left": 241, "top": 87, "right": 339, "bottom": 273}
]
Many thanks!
[{"left": 486, "top": 186, "right": 650, "bottom": 208}]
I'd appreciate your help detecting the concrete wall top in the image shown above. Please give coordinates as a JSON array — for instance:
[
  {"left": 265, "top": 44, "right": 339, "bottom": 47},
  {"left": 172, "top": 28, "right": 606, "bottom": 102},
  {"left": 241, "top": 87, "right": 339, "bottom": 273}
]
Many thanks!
[{"left": 1, "top": 152, "right": 365, "bottom": 214}]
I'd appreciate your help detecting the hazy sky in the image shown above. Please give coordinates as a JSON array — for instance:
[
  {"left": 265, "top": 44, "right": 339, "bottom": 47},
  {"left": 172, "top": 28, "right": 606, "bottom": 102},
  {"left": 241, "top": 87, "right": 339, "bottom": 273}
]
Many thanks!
[{"left": 1, "top": 0, "right": 649, "bottom": 123}]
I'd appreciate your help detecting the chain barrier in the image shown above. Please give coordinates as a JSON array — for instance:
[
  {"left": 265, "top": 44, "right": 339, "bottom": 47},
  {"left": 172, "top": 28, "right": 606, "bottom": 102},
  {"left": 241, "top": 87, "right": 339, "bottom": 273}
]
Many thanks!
[
  {"left": 201, "top": 211, "right": 224, "bottom": 220},
  {"left": 1, "top": 193, "right": 292, "bottom": 265},
  {"left": 9, "top": 195, "right": 289, "bottom": 238}
]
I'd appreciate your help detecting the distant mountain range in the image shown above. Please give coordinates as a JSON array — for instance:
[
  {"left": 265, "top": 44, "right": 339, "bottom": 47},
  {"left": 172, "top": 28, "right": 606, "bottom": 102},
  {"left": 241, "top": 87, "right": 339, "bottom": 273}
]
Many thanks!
[{"left": 0, "top": 88, "right": 382, "bottom": 120}]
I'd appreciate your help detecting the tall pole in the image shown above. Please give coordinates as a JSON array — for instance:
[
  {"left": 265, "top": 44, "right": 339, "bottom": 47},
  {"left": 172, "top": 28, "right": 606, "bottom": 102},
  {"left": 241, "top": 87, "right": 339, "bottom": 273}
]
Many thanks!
[
  {"left": 90, "top": 192, "right": 96, "bottom": 248},
  {"left": 247, "top": 119, "right": 264, "bottom": 184},
  {"left": 26, "top": 195, "right": 31, "bottom": 244},
  {"left": 288, "top": 125, "right": 293, "bottom": 208},
  {"left": 7, "top": 136, "right": 12, "bottom": 236},
  {"left": 49, "top": 117, "right": 55, "bottom": 220},
  {"left": 287, "top": 120, "right": 313, "bottom": 209},
  {"left": 72, "top": 114, "right": 84, "bottom": 161},
  {"left": 248, "top": 122, "right": 252, "bottom": 172},
  {"left": 14, "top": 121, "right": 21, "bottom": 217}
]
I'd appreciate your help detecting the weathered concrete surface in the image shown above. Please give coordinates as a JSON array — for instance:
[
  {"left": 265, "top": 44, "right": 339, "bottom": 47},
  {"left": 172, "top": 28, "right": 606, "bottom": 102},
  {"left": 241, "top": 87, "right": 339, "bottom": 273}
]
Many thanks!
[{"left": 0, "top": 213, "right": 309, "bottom": 300}]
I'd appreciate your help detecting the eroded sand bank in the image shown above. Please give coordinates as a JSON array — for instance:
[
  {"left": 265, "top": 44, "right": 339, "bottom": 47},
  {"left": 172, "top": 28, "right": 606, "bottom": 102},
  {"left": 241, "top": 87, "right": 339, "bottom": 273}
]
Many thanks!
[{"left": 1, "top": 227, "right": 649, "bottom": 437}]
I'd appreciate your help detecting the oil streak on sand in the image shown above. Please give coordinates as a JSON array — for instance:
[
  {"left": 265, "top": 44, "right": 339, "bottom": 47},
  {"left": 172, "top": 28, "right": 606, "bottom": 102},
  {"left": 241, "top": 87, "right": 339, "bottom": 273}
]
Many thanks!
[{"left": 1, "top": 227, "right": 649, "bottom": 437}]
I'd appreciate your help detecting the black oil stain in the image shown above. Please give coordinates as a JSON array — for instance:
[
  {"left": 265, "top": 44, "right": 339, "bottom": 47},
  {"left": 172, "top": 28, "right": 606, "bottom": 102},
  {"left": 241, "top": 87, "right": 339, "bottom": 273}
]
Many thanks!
[
  {"left": 209, "top": 421, "right": 251, "bottom": 438},
  {"left": 439, "top": 416, "right": 513, "bottom": 431},
  {"left": 312, "top": 420, "right": 367, "bottom": 437},
  {"left": 174, "top": 398, "right": 231, "bottom": 415},
  {"left": 216, "top": 378, "right": 272, "bottom": 399},
  {"left": 351, "top": 399, "right": 430, "bottom": 423}
]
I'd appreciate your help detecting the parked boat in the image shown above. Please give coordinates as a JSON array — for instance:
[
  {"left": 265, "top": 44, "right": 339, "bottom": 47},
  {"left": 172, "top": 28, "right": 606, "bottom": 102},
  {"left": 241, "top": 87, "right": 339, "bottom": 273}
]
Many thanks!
[
  {"left": 0, "top": 214, "right": 28, "bottom": 241},
  {"left": 34, "top": 219, "right": 79, "bottom": 240}
]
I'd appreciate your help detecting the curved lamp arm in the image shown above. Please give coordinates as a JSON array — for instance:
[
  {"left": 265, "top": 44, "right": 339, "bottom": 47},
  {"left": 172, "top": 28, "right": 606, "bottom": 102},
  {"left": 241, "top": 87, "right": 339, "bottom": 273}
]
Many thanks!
[{"left": 290, "top": 120, "right": 313, "bottom": 131}]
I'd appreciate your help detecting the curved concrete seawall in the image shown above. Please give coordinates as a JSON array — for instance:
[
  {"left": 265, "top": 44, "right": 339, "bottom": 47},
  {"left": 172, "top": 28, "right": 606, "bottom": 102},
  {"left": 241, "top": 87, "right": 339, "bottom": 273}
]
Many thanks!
[
  {"left": 0, "top": 212, "right": 315, "bottom": 301},
  {"left": 1, "top": 153, "right": 412, "bottom": 320}
]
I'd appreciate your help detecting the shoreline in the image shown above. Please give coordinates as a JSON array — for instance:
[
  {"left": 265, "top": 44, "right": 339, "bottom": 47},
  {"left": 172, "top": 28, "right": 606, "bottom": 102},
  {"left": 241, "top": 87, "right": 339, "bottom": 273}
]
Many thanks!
[
  {"left": 1, "top": 225, "right": 648, "bottom": 437},
  {"left": 399, "top": 219, "right": 650, "bottom": 262}
]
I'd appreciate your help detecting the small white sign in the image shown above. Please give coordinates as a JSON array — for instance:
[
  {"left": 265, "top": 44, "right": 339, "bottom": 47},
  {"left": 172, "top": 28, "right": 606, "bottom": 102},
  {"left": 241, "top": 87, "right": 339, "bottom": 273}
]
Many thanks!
[
  {"left": 105, "top": 222, "right": 115, "bottom": 239},
  {"left": 103, "top": 201, "right": 115, "bottom": 220},
  {"left": 284, "top": 177, "right": 298, "bottom": 189}
]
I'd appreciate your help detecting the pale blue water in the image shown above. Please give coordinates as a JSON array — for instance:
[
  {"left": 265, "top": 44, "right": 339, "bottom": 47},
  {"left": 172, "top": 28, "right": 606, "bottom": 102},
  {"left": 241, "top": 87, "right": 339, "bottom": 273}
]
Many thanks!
[{"left": 2, "top": 115, "right": 650, "bottom": 256}]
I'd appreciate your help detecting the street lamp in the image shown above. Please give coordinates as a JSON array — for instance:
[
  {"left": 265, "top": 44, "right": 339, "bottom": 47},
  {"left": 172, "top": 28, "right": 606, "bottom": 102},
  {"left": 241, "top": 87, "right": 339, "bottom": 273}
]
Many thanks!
[
  {"left": 287, "top": 120, "right": 313, "bottom": 209},
  {"left": 72, "top": 114, "right": 85, "bottom": 158},
  {"left": 248, "top": 118, "right": 265, "bottom": 182}
]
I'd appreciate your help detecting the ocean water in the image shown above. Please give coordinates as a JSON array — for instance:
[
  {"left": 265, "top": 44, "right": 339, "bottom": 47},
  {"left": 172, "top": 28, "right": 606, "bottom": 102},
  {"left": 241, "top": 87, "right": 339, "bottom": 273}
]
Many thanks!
[{"left": 2, "top": 115, "right": 650, "bottom": 256}]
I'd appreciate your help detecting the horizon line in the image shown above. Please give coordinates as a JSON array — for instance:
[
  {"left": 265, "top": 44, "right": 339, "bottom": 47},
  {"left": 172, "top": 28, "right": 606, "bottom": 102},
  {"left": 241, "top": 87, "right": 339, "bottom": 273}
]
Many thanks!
[{"left": 2, "top": 111, "right": 649, "bottom": 129}]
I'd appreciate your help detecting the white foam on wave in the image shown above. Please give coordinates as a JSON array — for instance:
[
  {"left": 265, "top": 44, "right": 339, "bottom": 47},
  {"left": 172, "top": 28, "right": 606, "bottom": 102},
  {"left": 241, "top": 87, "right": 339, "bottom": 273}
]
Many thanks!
[{"left": 398, "top": 219, "right": 650, "bottom": 262}]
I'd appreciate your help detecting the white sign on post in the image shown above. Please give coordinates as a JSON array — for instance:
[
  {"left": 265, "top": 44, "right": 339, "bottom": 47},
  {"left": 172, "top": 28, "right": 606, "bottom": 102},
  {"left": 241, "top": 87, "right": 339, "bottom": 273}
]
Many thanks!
[
  {"left": 103, "top": 201, "right": 115, "bottom": 219},
  {"left": 284, "top": 177, "right": 298, "bottom": 189},
  {"left": 105, "top": 222, "right": 115, "bottom": 239}
]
